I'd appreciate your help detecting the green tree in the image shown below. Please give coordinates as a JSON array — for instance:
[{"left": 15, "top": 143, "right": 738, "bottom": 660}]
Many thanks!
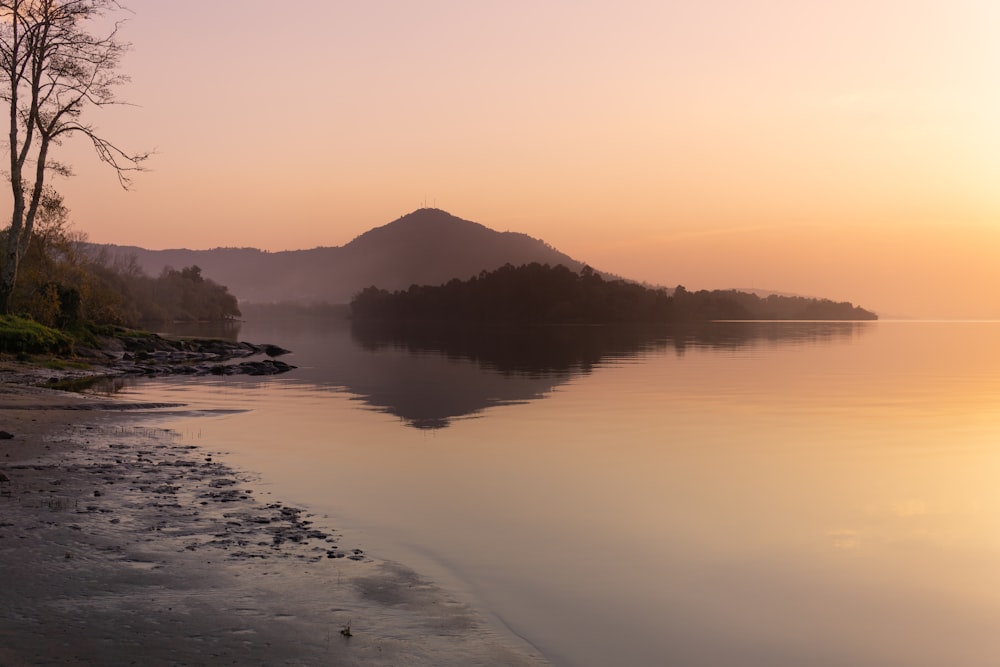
[{"left": 0, "top": 0, "right": 148, "bottom": 313}]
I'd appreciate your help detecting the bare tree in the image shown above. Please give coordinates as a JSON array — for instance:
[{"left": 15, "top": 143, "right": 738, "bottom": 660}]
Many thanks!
[{"left": 0, "top": 0, "right": 148, "bottom": 313}]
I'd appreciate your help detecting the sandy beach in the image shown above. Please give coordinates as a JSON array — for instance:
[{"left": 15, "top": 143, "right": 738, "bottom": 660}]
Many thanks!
[{"left": 0, "top": 378, "right": 548, "bottom": 666}]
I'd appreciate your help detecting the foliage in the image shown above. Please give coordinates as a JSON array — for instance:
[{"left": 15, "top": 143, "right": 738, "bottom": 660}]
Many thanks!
[
  {"left": 63, "top": 259, "right": 242, "bottom": 325},
  {"left": 351, "top": 264, "right": 878, "bottom": 324},
  {"left": 7, "top": 187, "right": 93, "bottom": 327},
  {"left": 0, "top": 197, "right": 241, "bottom": 327},
  {"left": 133, "top": 265, "right": 242, "bottom": 324},
  {"left": 0, "top": 314, "right": 71, "bottom": 355},
  {"left": 39, "top": 357, "right": 89, "bottom": 370},
  {"left": 671, "top": 286, "right": 878, "bottom": 321}
]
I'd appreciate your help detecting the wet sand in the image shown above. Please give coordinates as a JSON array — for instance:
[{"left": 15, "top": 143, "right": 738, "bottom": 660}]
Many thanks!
[{"left": 0, "top": 382, "right": 548, "bottom": 666}]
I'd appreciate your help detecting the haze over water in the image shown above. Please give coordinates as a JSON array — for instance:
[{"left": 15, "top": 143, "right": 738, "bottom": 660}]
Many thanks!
[{"left": 112, "top": 318, "right": 1000, "bottom": 666}]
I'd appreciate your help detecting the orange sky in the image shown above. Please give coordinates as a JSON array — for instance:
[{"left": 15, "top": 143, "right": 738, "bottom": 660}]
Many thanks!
[{"left": 13, "top": 1, "right": 1000, "bottom": 318}]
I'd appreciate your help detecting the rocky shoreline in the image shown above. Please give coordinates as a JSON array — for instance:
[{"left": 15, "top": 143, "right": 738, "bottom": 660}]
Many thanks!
[
  {"left": 88, "top": 333, "right": 297, "bottom": 377},
  {"left": 0, "top": 333, "right": 298, "bottom": 389}
]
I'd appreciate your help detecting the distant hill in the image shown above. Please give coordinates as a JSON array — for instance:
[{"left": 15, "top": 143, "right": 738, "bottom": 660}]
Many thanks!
[{"left": 90, "top": 209, "right": 591, "bottom": 305}]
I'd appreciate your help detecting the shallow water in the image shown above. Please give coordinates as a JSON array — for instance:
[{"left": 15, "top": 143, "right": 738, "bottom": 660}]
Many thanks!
[{"left": 118, "top": 320, "right": 1000, "bottom": 666}]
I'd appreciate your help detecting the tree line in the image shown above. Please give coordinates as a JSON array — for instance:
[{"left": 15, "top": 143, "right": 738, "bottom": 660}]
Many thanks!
[
  {"left": 0, "top": 192, "right": 239, "bottom": 328},
  {"left": 350, "top": 263, "right": 877, "bottom": 324}
]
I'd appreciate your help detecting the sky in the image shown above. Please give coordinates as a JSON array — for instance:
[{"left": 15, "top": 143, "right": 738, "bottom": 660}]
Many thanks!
[{"left": 18, "top": 1, "right": 1000, "bottom": 319}]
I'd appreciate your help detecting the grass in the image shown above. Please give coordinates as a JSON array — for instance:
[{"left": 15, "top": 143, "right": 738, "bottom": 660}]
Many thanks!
[
  {"left": 39, "top": 357, "right": 90, "bottom": 371},
  {"left": 44, "top": 375, "right": 109, "bottom": 393},
  {"left": 0, "top": 315, "right": 73, "bottom": 356}
]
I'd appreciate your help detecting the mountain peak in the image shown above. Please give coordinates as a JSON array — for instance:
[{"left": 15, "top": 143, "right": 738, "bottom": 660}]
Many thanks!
[
  {"left": 347, "top": 208, "right": 493, "bottom": 248},
  {"left": 396, "top": 207, "right": 458, "bottom": 221},
  {"left": 383, "top": 207, "right": 487, "bottom": 231}
]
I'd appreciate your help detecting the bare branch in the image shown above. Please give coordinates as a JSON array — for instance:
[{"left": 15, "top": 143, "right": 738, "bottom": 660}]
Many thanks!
[{"left": 0, "top": 0, "right": 148, "bottom": 311}]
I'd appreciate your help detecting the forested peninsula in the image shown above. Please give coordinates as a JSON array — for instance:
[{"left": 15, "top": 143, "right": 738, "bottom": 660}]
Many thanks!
[{"left": 351, "top": 263, "right": 878, "bottom": 323}]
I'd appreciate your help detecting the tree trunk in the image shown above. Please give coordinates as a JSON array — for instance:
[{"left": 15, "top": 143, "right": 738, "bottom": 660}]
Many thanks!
[
  {"left": 2, "top": 137, "right": 49, "bottom": 314},
  {"left": 1, "top": 197, "right": 25, "bottom": 314}
]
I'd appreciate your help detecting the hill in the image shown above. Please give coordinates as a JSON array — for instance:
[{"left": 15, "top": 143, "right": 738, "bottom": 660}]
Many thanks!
[{"left": 90, "top": 209, "right": 589, "bottom": 305}]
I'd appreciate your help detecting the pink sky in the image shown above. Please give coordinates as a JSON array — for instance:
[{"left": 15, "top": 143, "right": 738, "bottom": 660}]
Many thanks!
[{"left": 13, "top": 1, "right": 1000, "bottom": 318}]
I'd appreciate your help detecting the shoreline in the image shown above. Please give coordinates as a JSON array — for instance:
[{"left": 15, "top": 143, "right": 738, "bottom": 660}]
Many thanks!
[{"left": 0, "top": 381, "right": 548, "bottom": 666}]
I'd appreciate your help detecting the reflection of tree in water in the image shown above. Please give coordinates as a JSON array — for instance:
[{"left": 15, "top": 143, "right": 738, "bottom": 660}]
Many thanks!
[
  {"left": 670, "top": 320, "right": 871, "bottom": 354},
  {"left": 351, "top": 320, "right": 872, "bottom": 372},
  {"left": 351, "top": 322, "right": 671, "bottom": 377}
]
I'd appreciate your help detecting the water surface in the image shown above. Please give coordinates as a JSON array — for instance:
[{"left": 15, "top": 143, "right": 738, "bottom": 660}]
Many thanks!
[{"left": 119, "top": 320, "right": 1000, "bottom": 666}]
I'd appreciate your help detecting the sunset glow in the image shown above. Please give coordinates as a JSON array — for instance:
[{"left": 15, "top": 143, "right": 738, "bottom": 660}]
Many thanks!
[{"left": 25, "top": 0, "right": 1000, "bottom": 318}]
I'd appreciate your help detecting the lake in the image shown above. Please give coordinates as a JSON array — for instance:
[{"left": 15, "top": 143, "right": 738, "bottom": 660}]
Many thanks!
[{"left": 114, "top": 319, "right": 1000, "bottom": 666}]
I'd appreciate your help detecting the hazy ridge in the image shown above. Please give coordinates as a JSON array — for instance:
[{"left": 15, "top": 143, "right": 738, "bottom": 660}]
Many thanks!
[{"left": 92, "top": 209, "right": 588, "bottom": 305}]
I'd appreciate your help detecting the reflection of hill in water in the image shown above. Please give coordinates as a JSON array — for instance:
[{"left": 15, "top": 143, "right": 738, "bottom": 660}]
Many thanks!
[
  {"left": 178, "top": 318, "right": 872, "bottom": 430},
  {"left": 332, "top": 335, "right": 563, "bottom": 430},
  {"left": 343, "top": 321, "right": 871, "bottom": 429},
  {"left": 350, "top": 323, "right": 671, "bottom": 376}
]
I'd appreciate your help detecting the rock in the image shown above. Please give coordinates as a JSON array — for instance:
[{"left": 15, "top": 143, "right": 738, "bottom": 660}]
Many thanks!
[
  {"left": 0, "top": 431, "right": 13, "bottom": 440},
  {"left": 4, "top": 335, "right": 297, "bottom": 386},
  {"left": 263, "top": 344, "right": 291, "bottom": 357}
]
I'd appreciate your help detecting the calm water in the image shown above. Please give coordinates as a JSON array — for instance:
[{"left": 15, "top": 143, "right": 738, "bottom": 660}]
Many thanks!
[{"left": 116, "top": 320, "right": 1000, "bottom": 667}]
